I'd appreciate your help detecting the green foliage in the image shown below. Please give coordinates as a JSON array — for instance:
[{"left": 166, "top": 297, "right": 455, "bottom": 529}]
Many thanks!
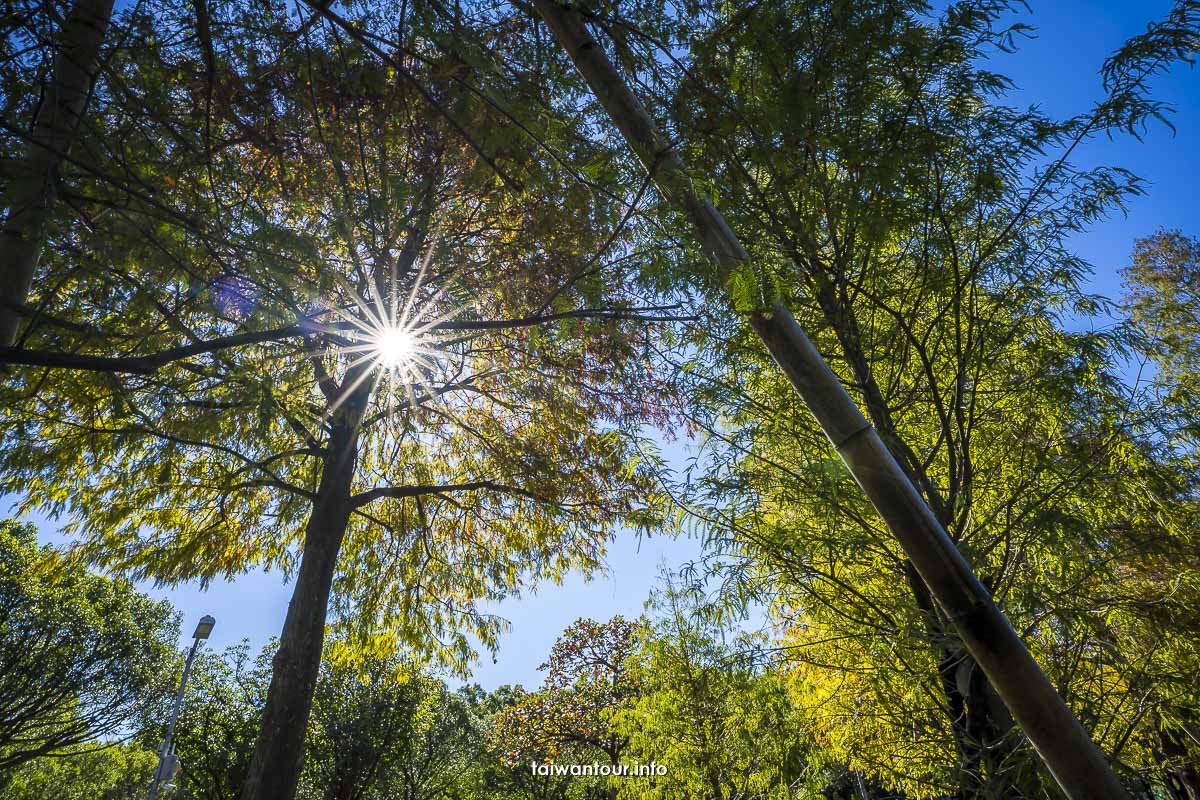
[
  {"left": 572, "top": 0, "right": 1200, "bottom": 796},
  {"left": 159, "top": 643, "right": 267, "bottom": 800},
  {"left": 490, "top": 617, "right": 644, "bottom": 770},
  {"left": 4, "top": 1, "right": 1200, "bottom": 798},
  {"left": 301, "top": 653, "right": 484, "bottom": 800},
  {"left": 615, "top": 582, "right": 807, "bottom": 800},
  {"left": 0, "top": 741, "right": 158, "bottom": 800},
  {"left": 1124, "top": 230, "right": 1200, "bottom": 444},
  {"left": 490, "top": 608, "right": 813, "bottom": 800},
  {"left": 154, "top": 639, "right": 527, "bottom": 800},
  {"left": 115, "top": 635, "right": 656, "bottom": 800},
  {"left": 0, "top": 0, "right": 679, "bottom": 674},
  {"left": 0, "top": 519, "right": 178, "bottom": 776},
  {"left": 2, "top": 0, "right": 685, "bottom": 790}
]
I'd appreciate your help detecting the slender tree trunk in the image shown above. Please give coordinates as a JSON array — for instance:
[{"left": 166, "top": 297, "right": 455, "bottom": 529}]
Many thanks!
[
  {"left": 906, "top": 562, "right": 986, "bottom": 798},
  {"left": 1157, "top": 715, "right": 1200, "bottom": 800},
  {"left": 808, "top": 273, "right": 950, "bottom": 521},
  {"left": 907, "top": 563, "right": 1030, "bottom": 800},
  {"left": 528, "top": 3, "right": 1130, "bottom": 798},
  {"left": 708, "top": 770, "right": 725, "bottom": 800},
  {"left": 606, "top": 745, "right": 620, "bottom": 800},
  {"left": 0, "top": 0, "right": 114, "bottom": 346},
  {"left": 239, "top": 390, "right": 368, "bottom": 800},
  {"left": 814, "top": 269, "right": 1034, "bottom": 799}
]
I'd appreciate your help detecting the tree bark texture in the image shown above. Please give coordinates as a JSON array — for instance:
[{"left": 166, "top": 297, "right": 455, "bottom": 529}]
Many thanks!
[
  {"left": 0, "top": 0, "right": 115, "bottom": 346},
  {"left": 239, "top": 391, "right": 368, "bottom": 800},
  {"left": 528, "top": 2, "right": 1131, "bottom": 798},
  {"left": 1158, "top": 715, "right": 1200, "bottom": 800},
  {"left": 813, "top": 270, "right": 1031, "bottom": 798}
]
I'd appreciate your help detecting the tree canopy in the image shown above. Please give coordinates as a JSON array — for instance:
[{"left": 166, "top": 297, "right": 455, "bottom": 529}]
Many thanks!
[
  {"left": 1, "top": 0, "right": 1199, "bottom": 798},
  {"left": 0, "top": 519, "right": 177, "bottom": 777}
]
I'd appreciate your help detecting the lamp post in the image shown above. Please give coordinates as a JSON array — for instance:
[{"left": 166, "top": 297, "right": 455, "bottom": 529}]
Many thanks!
[{"left": 147, "top": 615, "right": 215, "bottom": 800}]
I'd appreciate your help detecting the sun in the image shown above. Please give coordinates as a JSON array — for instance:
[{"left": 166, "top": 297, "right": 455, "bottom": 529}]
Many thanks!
[
  {"left": 318, "top": 226, "right": 470, "bottom": 420},
  {"left": 373, "top": 324, "right": 416, "bottom": 370}
]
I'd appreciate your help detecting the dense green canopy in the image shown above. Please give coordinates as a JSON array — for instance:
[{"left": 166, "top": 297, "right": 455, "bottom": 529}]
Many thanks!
[
  {"left": 1, "top": 0, "right": 1198, "bottom": 798},
  {"left": 0, "top": 520, "right": 177, "bottom": 775}
]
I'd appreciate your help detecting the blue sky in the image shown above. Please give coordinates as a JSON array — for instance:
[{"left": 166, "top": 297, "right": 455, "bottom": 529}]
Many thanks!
[
  {"left": 15, "top": 0, "right": 1199, "bottom": 690},
  {"left": 994, "top": 0, "right": 1200, "bottom": 301}
]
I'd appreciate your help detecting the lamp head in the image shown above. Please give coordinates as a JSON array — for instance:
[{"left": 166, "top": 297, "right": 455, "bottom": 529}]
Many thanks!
[{"left": 192, "top": 615, "right": 215, "bottom": 641}]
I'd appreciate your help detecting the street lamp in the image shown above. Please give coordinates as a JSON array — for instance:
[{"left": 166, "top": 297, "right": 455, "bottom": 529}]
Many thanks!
[
  {"left": 146, "top": 615, "right": 215, "bottom": 800},
  {"left": 192, "top": 616, "right": 215, "bottom": 639}
]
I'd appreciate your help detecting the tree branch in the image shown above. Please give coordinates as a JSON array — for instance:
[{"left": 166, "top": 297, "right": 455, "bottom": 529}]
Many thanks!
[
  {"left": 350, "top": 480, "right": 550, "bottom": 508},
  {"left": 0, "top": 324, "right": 309, "bottom": 373},
  {"left": 0, "top": 306, "right": 692, "bottom": 373},
  {"left": 433, "top": 305, "right": 695, "bottom": 331}
]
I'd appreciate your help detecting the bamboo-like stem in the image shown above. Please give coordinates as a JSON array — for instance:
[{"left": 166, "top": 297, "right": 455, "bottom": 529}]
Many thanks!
[{"left": 528, "top": 3, "right": 1131, "bottom": 798}]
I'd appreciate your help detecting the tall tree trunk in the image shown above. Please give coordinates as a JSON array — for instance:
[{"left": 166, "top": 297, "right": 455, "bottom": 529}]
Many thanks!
[
  {"left": 528, "top": 3, "right": 1129, "bottom": 798},
  {"left": 0, "top": 0, "right": 114, "bottom": 346},
  {"left": 1157, "top": 715, "right": 1200, "bottom": 800},
  {"left": 239, "top": 388, "right": 368, "bottom": 800},
  {"left": 606, "top": 745, "right": 620, "bottom": 800},
  {"left": 907, "top": 541, "right": 1030, "bottom": 800},
  {"left": 814, "top": 269, "right": 1033, "bottom": 799}
]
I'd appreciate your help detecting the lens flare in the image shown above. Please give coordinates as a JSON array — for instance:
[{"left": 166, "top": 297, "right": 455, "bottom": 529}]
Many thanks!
[
  {"left": 373, "top": 325, "right": 416, "bottom": 370},
  {"left": 315, "top": 222, "right": 473, "bottom": 422}
]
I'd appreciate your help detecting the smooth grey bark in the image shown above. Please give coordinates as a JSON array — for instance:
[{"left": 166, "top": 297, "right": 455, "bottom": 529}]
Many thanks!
[
  {"left": 527, "top": 2, "right": 1131, "bottom": 799},
  {"left": 0, "top": 0, "right": 115, "bottom": 346}
]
